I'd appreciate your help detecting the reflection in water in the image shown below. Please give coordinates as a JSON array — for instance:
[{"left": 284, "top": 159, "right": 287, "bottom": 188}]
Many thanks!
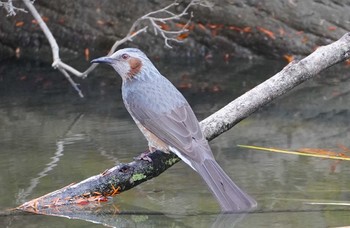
[
  {"left": 16, "top": 114, "right": 86, "bottom": 203},
  {"left": 1, "top": 58, "right": 350, "bottom": 227},
  {"left": 16, "top": 133, "right": 87, "bottom": 204},
  {"left": 9, "top": 201, "right": 249, "bottom": 228}
]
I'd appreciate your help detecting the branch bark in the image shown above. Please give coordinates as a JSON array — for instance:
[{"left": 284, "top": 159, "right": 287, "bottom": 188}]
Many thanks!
[{"left": 17, "top": 33, "right": 350, "bottom": 212}]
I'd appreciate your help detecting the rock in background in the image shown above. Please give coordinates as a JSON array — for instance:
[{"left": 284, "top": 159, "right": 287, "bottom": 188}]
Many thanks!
[{"left": 0, "top": 0, "right": 349, "bottom": 61}]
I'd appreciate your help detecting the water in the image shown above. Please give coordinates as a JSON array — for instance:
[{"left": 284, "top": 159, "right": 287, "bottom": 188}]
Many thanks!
[{"left": 1, "top": 57, "right": 350, "bottom": 227}]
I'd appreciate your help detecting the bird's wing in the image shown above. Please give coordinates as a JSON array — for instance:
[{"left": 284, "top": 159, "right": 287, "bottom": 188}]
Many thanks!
[{"left": 129, "top": 102, "right": 209, "bottom": 163}]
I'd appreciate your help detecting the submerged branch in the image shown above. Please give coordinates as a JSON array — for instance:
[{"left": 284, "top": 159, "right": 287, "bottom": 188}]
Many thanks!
[{"left": 17, "top": 33, "right": 350, "bottom": 212}]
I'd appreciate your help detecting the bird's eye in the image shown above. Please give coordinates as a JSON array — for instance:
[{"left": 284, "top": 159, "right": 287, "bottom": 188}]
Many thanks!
[{"left": 121, "top": 54, "right": 129, "bottom": 60}]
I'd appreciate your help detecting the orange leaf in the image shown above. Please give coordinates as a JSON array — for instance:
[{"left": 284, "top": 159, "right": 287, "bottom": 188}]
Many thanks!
[
  {"left": 197, "top": 23, "right": 206, "bottom": 31},
  {"left": 187, "top": 23, "right": 195, "bottom": 31},
  {"left": 257, "top": 26, "right": 275, "bottom": 39},
  {"left": 208, "top": 23, "right": 219, "bottom": 29},
  {"left": 345, "top": 59, "right": 350, "bottom": 66},
  {"left": 296, "top": 31, "right": 304, "bottom": 35},
  {"left": 84, "top": 48, "right": 90, "bottom": 61},
  {"left": 175, "top": 23, "right": 186, "bottom": 29},
  {"left": 178, "top": 82, "right": 192, "bottom": 89},
  {"left": 243, "top": 27, "right": 252, "bottom": 33},
  {"left": 228, "top": 25, "right": 242, "bottom": 32},
  {"left": 177, "top": 33, "right": 189, "bottom": 40},
  {"left": 157, "top": 22, "right": 170, "bottom": 31},
  {"left": 15, "top": 21, "right": 24, "bottom": 27},
  {"left": 31, "top": 16, "right": 49, "bottom": 24},
  {"left": 42, "top": 16, "right": 49, "bottom": 22},
  {"left": 283, "top": 54, "right": 294, "bottom": 63}
]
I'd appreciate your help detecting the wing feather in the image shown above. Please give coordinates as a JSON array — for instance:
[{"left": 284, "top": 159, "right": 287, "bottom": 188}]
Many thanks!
[
  {"left": 129, "top": 101, "right": 209, "bottom": 163},
  {"left": 123, "top": 77, "right": 214, "bottom": 163}
]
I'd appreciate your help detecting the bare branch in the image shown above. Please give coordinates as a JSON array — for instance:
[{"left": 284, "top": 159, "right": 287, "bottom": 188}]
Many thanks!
[
  {"left": 57, "top": 68, "right": 84, "bottom": 98},
  {"left": 137, "top": 1, "right": 197, "bottom": 48},
  {"left": 0, "top": 0, "right": 27, "bottom": 16},
  {"left": 22, "top": 0, "right": 84, "bottom": 97},
  {"left": 109, "top": 26, "right": 148, "bottom": 56}
]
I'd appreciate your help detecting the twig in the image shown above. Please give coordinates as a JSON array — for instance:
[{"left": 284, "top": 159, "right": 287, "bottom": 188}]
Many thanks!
[
  {"left": 137, "top": 1, "right": 196, "bottom": 48},
  {"left": 0, "top": 0, "right": 27, "bottom": 16}
]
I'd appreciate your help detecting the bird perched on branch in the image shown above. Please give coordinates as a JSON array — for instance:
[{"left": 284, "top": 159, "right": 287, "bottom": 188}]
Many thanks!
[{"left": 91, "top": 48, "right": 257, "bottom": 212}]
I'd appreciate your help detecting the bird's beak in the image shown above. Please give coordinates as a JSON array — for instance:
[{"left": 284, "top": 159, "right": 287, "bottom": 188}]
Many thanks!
[{"left": 91, "top": 56, "right": 114, "bottom": 64}]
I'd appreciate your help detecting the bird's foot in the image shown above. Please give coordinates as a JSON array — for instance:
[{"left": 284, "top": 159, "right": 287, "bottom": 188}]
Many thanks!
[{"left": 135, "top": 147, "right": 156, "bottom": 162}]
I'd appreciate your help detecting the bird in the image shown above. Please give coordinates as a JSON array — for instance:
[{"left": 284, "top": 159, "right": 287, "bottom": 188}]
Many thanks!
[{"left": 91, "top": 48, "right": 257, "bottom": 212}]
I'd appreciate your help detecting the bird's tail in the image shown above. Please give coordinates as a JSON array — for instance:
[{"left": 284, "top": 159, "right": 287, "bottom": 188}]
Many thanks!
[{"left": 193, "top": 159, "right": 257, "bottom": 212}]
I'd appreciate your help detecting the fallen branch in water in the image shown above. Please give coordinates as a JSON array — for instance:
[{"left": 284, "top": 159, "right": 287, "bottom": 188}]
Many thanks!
[{"left": 17, "top": 33, "right": 350, "bottom": 213}]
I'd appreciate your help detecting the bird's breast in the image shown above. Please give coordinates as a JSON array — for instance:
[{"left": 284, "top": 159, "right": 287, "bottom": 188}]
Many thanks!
[{"left": 122, "top": 76, "right": 187, "bottom": 115}]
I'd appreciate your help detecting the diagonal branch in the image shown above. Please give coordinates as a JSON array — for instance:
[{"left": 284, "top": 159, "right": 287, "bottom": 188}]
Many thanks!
[
  {"left": 200, "top": 33, "right": 350, "bottom": 141},
  {"left": 17, "top": 33, "right": 350, "bottom": 212}
]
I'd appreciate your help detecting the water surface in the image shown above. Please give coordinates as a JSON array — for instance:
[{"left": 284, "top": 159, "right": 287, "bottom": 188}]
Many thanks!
[{"left": 1, "top": 57, "right": 350, "bottom": 227}]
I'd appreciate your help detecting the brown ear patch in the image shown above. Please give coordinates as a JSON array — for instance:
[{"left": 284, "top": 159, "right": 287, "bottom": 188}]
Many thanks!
[{"left": 127, "top": 57, "right": 142, "bottom": 78}]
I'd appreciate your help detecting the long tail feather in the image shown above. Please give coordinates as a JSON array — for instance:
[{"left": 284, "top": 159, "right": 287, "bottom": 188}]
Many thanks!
[{"left": 193, "top": 159, "right": 257, "bottom": 212}]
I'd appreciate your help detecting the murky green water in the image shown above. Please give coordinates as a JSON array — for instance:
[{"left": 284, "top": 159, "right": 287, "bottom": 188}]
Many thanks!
[{"left": 1, "top": 57, "right": 350, "bottom": 227}]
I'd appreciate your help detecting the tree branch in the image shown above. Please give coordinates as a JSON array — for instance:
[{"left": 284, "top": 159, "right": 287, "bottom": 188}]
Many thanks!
[
  {"left": 17, "top": 33, "right": 350, "bottom": 213},
  {"left": 0, "top": 0, "right": 28, "bottom": 16},
  {"left": 201, "top": 33, "right": 350, "bottom": 140},
  {"left": 22, "top": 0, "right": 84, "bottom": 97}
]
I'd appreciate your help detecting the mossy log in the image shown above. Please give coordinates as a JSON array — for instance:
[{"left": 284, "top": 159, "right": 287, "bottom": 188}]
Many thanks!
[{"left": 18, "top": 151, "right": 180, "bottom": 212}]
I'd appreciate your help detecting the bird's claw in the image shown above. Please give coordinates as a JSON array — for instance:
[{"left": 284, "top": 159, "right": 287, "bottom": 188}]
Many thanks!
[{"left": 135, "top": 150, "right": 153, "bottom": 162}]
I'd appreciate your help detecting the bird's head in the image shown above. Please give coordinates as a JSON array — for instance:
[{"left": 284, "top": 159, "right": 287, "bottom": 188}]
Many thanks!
[{"left": 91, "top": 48, "right": 157, "bottom": 81}]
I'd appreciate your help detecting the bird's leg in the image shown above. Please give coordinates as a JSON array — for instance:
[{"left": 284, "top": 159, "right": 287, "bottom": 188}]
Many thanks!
[
  {"left": 134, "top": 145, "right": 156, "bottom": 162},
  {"left": 148, "top": 145, "right": 157, "bottom": 153}
]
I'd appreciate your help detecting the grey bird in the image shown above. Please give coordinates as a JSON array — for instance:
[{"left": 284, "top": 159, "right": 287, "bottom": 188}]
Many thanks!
[{"left": 91, "top": 48, "right": 257, "bottom": 212}]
